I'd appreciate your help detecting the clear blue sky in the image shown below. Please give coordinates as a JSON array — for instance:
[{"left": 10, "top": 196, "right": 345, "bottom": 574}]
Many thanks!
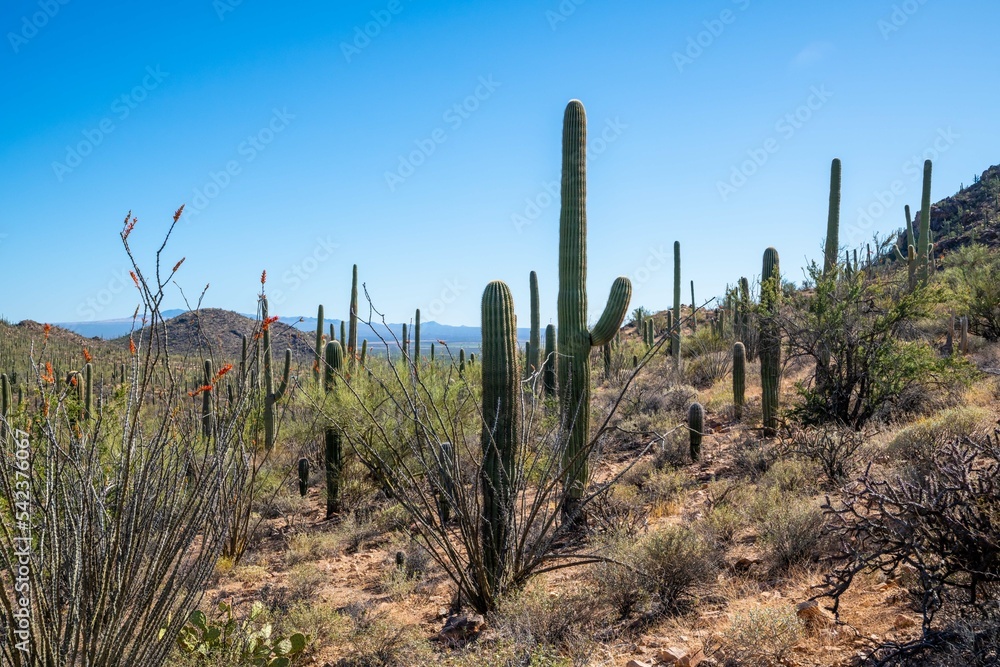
[{"left": 2, "top": 0, "right": 998, "bottom": 327}]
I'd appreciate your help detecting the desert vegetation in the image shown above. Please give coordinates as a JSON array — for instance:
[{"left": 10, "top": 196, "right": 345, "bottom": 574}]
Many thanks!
[{"left": 2, "top": 100, "right": 1000, "bottom": 667}]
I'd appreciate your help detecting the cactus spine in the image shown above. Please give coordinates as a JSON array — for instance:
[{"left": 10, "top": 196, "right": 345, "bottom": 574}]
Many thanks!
[
  {"left": 918, "top": 160, "right": 933, "bottom": 284},
  {"left": 823, "top": 158, "right": 842, "bottom": 275},
  {"left": 672, "top": 241, "right": 681, "bottom": 367},
  {"left": 480, "top": 280, "right": 520, "bottom": 596},
  {"left": 688, "top": 402, "right": 704, "bottom": 461},
  {"left": 528, "top": 270, "right": 541, "bottom": 377},
  {"left": 348, "top": 264, "right": 359, "bottom": 366},
  {"left": 262, "top": 295, "right": 291, "bottom": 451},
  {"left": 542, "top": 324, "right": 556, "bottom": 395},
  {"left": 760, "top": 248, "right": 781, "bottom": 436},
  {"left": 732, "top": 341, "right": 746, "bottom": 420},
  {"left": 314, "top": 304, "right": 324, "bottom": 383},
  {"left": 556, "top": 100, "right": 633, "bottom": 521}
]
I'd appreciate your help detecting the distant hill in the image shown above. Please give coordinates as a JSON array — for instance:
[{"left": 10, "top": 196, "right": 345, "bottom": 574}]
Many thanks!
[{"left": 55, "top": 309, "right": 186, "bottom": 338}]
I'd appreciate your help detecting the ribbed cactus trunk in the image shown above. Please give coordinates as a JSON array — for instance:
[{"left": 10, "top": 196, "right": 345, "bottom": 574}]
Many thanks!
[
  {"left": 918, "top": 160, "right": 933, "bottom": 284},
  {"left": 401, "top": 323, "right": 408, "bottom": 363},
  {"left": 480, "top": 280, "right": 520, "bottom": 599},
  {"left": 339, "top": 320, "right": 346, "bottom": 353},
  {"left": 688, "top": 402, "right": 704, "bottom": 461},
  {"left": 823, "top": 158, "right": 842, "bottom": 276},
  {"left": 83, "top": 362, "right": 93, "bottom": 422},
  {"left": 556, "top": 100, "right": 632, "bottom": 524},
  {"left": 542, "top": 324, "right": 556, "bottom": 395},
  {"left": 528, "top": 270, "right": 541, "bottom": 378},
  {"left": 324, "top": 339, "right": 344, "bottom": 517},
  {"left": 297, "top": 458, "right": 309, "bottom": 497},
  {"left": 348, "top": 264, "right": 359, "bottom": 367},
  {"left": 459, "top": 348, "right": 466, "bottom": 376},
  {"left": 672, "top": 241, "right": 681, "bottom": 368},
  {"left": 262, "top": 296, "right": 291, "bottom": 451},
  {"left": 732, "top": 342, "right": 745, "bottom": 420},
  {"left": 314, "top": 304, "right": 324, "bottom": 383},
  {"left": 0, "top": 373, "right": 10, "bottom": 444},
  {"left": 414, "top": 308, "right": 421, "bottom": 372},
  {"left": 760, "top": 248, "right": 781, "bottom": 436}
]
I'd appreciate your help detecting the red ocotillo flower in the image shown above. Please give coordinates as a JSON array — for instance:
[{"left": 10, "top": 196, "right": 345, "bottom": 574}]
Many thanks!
[
  {"left": 129, "top": 337, "right": 137, "bottom": 355},
  {"left": 172, "top": 257, "right": 185, "bottom": 273},
  {"left": 43, "top": 323, "right": 51, "bottom": 340},
  {"left": 213, "top": 363, "right": 233, "bottom": 382},
  {"left": 123, "top": 213, "right": 137, "bottom": 240},
  {"left": 261, "top": 270, "right": 267, "bottom": 285},
  {"left": 173, "top": 205, "right": 185, "bottom": 223},
  {"left": 130, "top": 271, "right": 139, "bottom": 289},
  {"left": 188, "top": 384, "right": 213, "bottom": 397},
  {"left": 83, "top": 348, "right": 92, "bottom": 363}
]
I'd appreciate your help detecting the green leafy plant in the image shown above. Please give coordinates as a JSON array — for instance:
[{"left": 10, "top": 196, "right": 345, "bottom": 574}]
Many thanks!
[{"left": 176, "top": 600, "right": 310, "bottom": 667}]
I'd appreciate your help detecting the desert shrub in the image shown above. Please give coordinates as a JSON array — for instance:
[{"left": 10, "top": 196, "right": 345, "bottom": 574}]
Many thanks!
[
  {"left": 285, "top": 563, "right": 327, "bottom": 604},
  {"left": 334, "top": 603, "right": 431, "bottom": 667},
  {"left": 732, "top": 438, "right": 778, "bottom": 479},
  {"left": 759, "top": 457, "right": 820, "bottom": 496},
  {"left": 658, "top": 384, "right": 700, "bottom": 414},
  {"left": 285, "top": 530, "right": 341, "bottom": 566},
  {"left": 491, "top": 586, "right": 600, "bottom": 663},
  {"left": 753, "top": 488, "right": 825, "bottom": 571},
  {"left": 715, "top": 606, "right": 803, "bottom": 666},
  {"left": 782, "top": 259, "right": 975, "bottom": 429},
  {"left": 793, "top": 424, "right": 867, "bottom": 485},
  {"left": 943, "top": 243, "right": 1000, "bottom": 341},
  {"left": 683, "top": 329, "right": 732, "bottom": 389},
  {"left": 885, "top": 405, "right": 991, "bottom": 476},
  {"left": 588, "top": 485, "right": 648, "bottom": 540},
  {"left": 175, "top": 600, "right": 311, "bottom": 667},
  {"left": 823, "top": 435, "right": 1000, "bottom": 661},
  {"left": 653, "top": 428, "right": 692, "bottom": 469},
  {"left": 635, "top": 525, "right": 718, "bottom": 614}
]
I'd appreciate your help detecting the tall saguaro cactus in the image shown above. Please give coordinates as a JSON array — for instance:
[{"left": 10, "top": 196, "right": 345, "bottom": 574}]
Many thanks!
[
  {"left": 414, "top": 308, "right": 421, "bottom": 370},
  {"left": 324, "top": 339, "right": 344, "bottom": 517},
  {"left": 528, "top": 271, "right": 541, "bottom": 378},
  {"left": 732, "top": 342, "right": 746, "bottom": 420},
  {"left": 0, "top": 373, "right": 10, "bottom": 443},
  {"left": 672, "top": 241, "right": 681, "bottom": 367},
  {"left": 542, "top": 324, "right": 556, "bottom": 395},
  {"left": 760, "top": 248, "right": 781, "bottom": 436},
  {"left": 314, "top": 304, "right": 324, "bottom": 383},
  {"left": 917, "top": 160, "right": 933, "bottom": 284},
  {"left": 201, "top": 359, "right": 213, "bottom": 438},
  {"left": 823, "top": 158, "right": 842, "bottom": 275},
  {"left": 348, "top": 264, "right": 359, "bottom": 366},
  {"left": 480, "top": 280, "right": 520, "bottom": 596},
  {"left": 262, "top": 295, "right": 291, "bottom": 450},
  {"left": 556, "top": 100, "right": 633, "bottom": 522}
]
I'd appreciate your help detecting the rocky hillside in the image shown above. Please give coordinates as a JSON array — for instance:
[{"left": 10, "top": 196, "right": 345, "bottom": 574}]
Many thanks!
[
  {"left": 902, "top": 163, "right": 1000, "bottom": 257},
  {"left": 112, "top": 308, "right": 315, "bottom": 362}
]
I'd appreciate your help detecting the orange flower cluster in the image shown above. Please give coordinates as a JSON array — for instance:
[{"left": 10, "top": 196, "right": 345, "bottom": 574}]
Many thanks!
[
  {"left": 41, "top": 362, "right": 54, "bottom": 384},
  {"left": 212, "top": 363, "right": 233, "bottom": 383},
  {"left": 83, "top": 348, "right": 92, "bottom": 363},
  {"left": 69, "top": 375, "right": 78, "bottom": 387},
  {"left": 254, "top": 316, "right": 280, "bottom": 340},
  {"left": 130, "top": 271, "right": 139, "bottom": 289},
  {"left": 172, "top": 257, "right": 185, "bottom": 273},
  {"left": 122, "top": 213, "right": 137, "bottom": 240},
  {"left": 188, "top": 384, "right": 213, "bottom": 397},
  {"left": 261, "top": 270, "right": 267, "bottom": 285},
  {"left": 43, "top": 323, "right": 51, "bottom": 340},
  {"left": 129, "top": 337, "right": 137, "bottom": 355},
  {"left": 173, "top": 205, "right": 185, "bottom": 223}
]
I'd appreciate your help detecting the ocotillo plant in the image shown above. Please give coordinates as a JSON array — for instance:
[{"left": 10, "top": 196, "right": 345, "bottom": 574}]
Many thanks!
[
  {"left": 82, "top": 362, "right": 92, "bottom": 422},
  {"left": 672, "top": 241, "right": 681, "bottom": 368},
  {"left": 201, "top": 359, "right": 212, "bottom": 438},
  {"left": 760, "top": 248, "right": 781, "bottom": 436},
  {"left": 918, "top": 160, "right": 933, "bottom": 284},
  {"left": 324, "top": 339, "right": 344, "bottom": 517},
  {"left": 542, "top": 324, "right": 556, "bottom": 395},
  {"left": 690, "top": 280, "right": 697, "bottom": 331},
  {"left": 823, "top": 157, "right": 842, "bottom": 276},
  {"left": 297, "top": 458, "right": 309, "bottom": 497},
  {"left": 556, "top": 100, "right": 632, "bottom": 522},
  {"left": 480, "top": 280, "right": 520, "bottom": 596},
  {"left": 732, "top": 341, "right": 746, "bottom": 420},
  {"left": 314, "top": 304, "right": 324, "bottom": 383},
  {"left": 688, "top": 402, "right": 704, "bottom": 461},
  {"left": 0, "top": 373, "right": 10, "bottom": 443},
  {"left": 348, "top": 264, "right": 359, "bottom": 366},
  {"left": 402, "top": 323, "right": 408, "bottom": 363},
  {"left": 262, "top": 295, "right": 291, "bottom": 451}
]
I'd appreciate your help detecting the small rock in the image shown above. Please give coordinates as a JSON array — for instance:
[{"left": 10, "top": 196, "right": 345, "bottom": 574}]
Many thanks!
[
  {"left": 796, "top": 599, "right": 834, "bottom": 630},
  {"left": 438, "top": 613, "right": 485, "bottom": 645},
  {"left": 656, "top": 647, "right": 686, "bottom": 664},
  {"left": 626, "top": 660, "right": 652, "bottom": 667},
  {"left": 893, "top": 614, "right": 916, "bottom": 629}
]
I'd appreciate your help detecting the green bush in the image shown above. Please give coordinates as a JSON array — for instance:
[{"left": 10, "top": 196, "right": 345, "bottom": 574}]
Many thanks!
[{"left": 175, "top": 601, "right": 310, "bottom": 667}]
